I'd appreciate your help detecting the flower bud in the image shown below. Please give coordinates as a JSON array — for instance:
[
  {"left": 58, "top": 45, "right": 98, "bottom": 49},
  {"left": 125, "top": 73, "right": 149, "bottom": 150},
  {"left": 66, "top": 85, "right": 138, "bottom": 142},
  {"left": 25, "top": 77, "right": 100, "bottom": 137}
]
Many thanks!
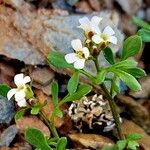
[
  {"left": 27, "top": 98, "right": 36, "bottom": 106},
  {"left": 88, "top": 31, "right": 94, "bottom": 39},
  {"left": 92, "top": 46, "right": 100, "bottom": 57}
]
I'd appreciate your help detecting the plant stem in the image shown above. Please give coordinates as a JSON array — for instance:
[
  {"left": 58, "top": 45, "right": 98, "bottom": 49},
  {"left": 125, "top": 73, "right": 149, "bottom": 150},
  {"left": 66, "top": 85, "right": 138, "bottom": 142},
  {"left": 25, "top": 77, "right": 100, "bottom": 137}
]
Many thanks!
[
  {"left": 39, "top": 112, "right": 59, "bottom": 139},
  {"left": 94, "top": 57, "right": 125, "bottom": 140},
  {"left": 101, "top": 83, "right": 125, "bottom": 140}
]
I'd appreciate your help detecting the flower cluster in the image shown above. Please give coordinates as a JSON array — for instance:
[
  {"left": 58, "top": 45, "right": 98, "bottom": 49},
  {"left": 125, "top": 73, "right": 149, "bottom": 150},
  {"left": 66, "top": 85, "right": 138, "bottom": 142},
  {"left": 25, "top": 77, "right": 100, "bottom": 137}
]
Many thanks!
[
  {"left": 7, "top": 73, "right": 32, "bottom": 107},
  {"left": 65, "top": 16, "right": 117, "bottom": 69}
]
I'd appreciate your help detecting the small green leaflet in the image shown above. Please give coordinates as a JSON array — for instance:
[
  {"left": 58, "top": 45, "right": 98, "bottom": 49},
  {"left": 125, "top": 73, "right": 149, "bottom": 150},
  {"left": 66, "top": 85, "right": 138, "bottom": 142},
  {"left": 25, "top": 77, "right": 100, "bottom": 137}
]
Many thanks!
[
  {"left": 51, "top": 80, "right": 59, "bottom": 106},
  {"left": 95, "top": 69, "right": 107, "bottom": 84},
  {"left": 112, "top": 69, "right": 141, "bottom": 91},
  {"left": 103, "top": 47, "right": 115, "bottom": 65},
  {"left": 127, "top": 141, "right": 139, "bottom": 150},
  {"left": 15, "top": 108, "right": 26, "bottom": 120},
  {"left": 122, "top": 68, "right": 146, "bottom": 78},
  {"left": 121, "top": 35, "right": 142, "bottom": 60},
  {"left": 31, "top": 106, "right": 40, "bottom": 115},
  {"left": 67, "top": 71, "right": 79, "bottom": 94},
  {"left": 109, "top": 59, "right": 137, "bottom": 69},
  {"left": 25, "top": 128, "right": 52, "bottom": 150},
  {"left": 117, "top": 140, "right": 127, "bottom": 150},
  {"left": 127, "top": 133, "right": 143, "bottom": 141},
  {"left": 48, "top": 51, "right": 73, "bottom": 69},
  {"left": 62, "top": 84, "right": 92, "bottom": 103},
  {"left": 132, "top": 16, "right": 150, "bottom": 30},
  {"left": 0, "top": 84, "right": 10, "bottom": 97},
  {"left": 56, "top": 137, "right": 67, "bottom": 150},
  {"left": 138, "top": 28, "right": 150, "bottom": 42}
]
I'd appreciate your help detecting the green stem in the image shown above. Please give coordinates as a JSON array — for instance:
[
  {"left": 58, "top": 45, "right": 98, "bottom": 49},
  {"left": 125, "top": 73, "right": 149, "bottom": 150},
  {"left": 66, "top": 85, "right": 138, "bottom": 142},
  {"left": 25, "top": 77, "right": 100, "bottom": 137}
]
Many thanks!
[
  {"left": 101, "top": 83, "right": 125, "bottom": 140},
  {"left": 40, "top": 112, "right": 59, "bottom": 139},
  {"left": 94, "top": 58, "right": 124, "bottom": 140}
]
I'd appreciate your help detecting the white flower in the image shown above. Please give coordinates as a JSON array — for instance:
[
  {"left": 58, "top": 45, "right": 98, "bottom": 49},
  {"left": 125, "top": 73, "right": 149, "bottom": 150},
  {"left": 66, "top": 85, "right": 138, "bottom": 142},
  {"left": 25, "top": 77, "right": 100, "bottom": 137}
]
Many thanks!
[
  {"left": 7, "top": 73, "right": 31, "bottom": 107},
  {"left": 78, "top": 16, "right": 102, "bottom": 34},
  {"left": 92, "top": 26, "right": 117, "bottom": 45},
  {"left": 65, "top": 39, "right": 90, "bottom": 69}
]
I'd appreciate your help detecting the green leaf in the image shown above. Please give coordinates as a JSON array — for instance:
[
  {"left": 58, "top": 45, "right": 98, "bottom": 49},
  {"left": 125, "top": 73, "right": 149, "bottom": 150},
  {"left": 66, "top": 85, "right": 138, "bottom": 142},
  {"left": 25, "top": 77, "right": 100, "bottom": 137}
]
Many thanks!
[
  {"left": 112, "top": 69, "right": 141, "bottom": 91},
  {"left": 31, "top": 106, "right": 40, "bottom": 115},
  {"left": 15, "top": 109, "right": 26, "bottom": 120},
  {"left": 112, "top": 80, "right": 120, "bottom": 94},
  {"left": 95, "top": 69, "right": 107, "bottom": 84},
  {"left": 138, "top": 28, "right": 150, "bottom": 42},
  {"left": 121, "top": 35, "right": 142, "bottom": 60},
  {"left": 127, "top": 141, "right": 139, "bottom": 150},
  {"left": 103, "top": 47, "right": 115, "bottom": 65},
  {"left": 127, "top": 133, "right": 143, "bottom": 141},
  {"left": 26, "top": 85, "right": 34, "bottom": 99},
  {"left": 62, "top": 84, "right": 92, "bottom": 103},
  {"left": 110, "top": 59, "right": 137, "bottom": 69},
  {"left": 48, "top": 51, "right": 73, "bottom": 69},
  {"left": 25, "top": 128, "right": 52, "bottom": 150},
  {"left": 132, "top": 16, "right": 150, "bottom": 30},
  {"left": 102, "top": 145, "right": 118, "bottom": 150},
  {"left": 117, "top": 140, "right": 127, "bottom": 150},
  {"left": 56, "top": 137, "right": 67, "bottom": 150},
  {"left": 67, "top": 71, "right": 79, "bottom": 94},
  {"left": 51, "top": 80, "right": 59, "bottom": 106},
  {"left": 55, "top": 106, "right": 63, "bottom": 118},
  {"left": 0, "top": 84, "right": 10, "bottom": 97},
  {"left": 123, "top": 68, "right": 146, "bottom": 78}
]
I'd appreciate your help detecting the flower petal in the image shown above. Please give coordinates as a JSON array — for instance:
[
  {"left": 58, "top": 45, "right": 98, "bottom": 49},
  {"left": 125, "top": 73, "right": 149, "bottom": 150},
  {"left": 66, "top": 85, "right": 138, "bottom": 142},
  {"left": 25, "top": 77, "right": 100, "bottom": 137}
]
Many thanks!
[
  {"left": 14, "top": 73, "right": 24, "bottom": 87},
  {"left": 15, "top": 90, "right": 26, "bottom": 101},
  {"left": 92, "top": 34, "right": 103, "bottom": 44},
  {"left": 74, "top": 59, "right": 85, "bottom": 69},
  {"left": 108, "top": 36, "right": 117, "bottom": 44},
  {"left": 17, "top": 99, "right": 27, "bottom": 107},
  {"left": 71, "top": 39, "right": 82, "bottom": 51},
  {"left": 79, "top": 17, "right": 90, "bottom": 25},
  {"left": 103, "top": 26, "right": 115, "bottom": 36},
  {"left": 65, "top": 53, "right": 79, "bottom": 64},
  {"left": 7, "top": 89, "right": 17, "bottom": 100},
  {"left": 91, "top": 16, "right": 102, "bottom": 25},
  {"left": 23, "top": 76, "right": 31, "bottom": 84},
  {"left": 91, "top": 24, "right": 101, "bottom": 34},
  {"left": 82, "top": 47, "right": 90, "bottom": 59}
]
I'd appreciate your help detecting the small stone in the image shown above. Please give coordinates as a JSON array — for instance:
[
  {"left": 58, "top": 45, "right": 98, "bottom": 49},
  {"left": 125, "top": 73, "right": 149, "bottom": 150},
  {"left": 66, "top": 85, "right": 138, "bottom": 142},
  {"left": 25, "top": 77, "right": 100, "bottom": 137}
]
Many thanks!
[
  {"left": 16, "top": 116, "right": 51, "bottom": 138},
  {"left": 68, "top": 133, "right": 114, "bottom": 149},
  {"left": 0, "top": 96, "right": 15, "bottom": 124},
  {"left": 88, "top": 0, "right": 101, "bottom": 11},
  {"left": 115, "top": 0, "right": 142, "bottom": 15},
  {"left": 75, "top": 0, "right": 93, "bottom": 13},
  {"left": 30, "top": 67, "right": 54, "bottom": 86},
  {"left": 3, "top": 0, "right": 24, "bottom": 9},
  {"left": 0, "top": 125, "right": 18, "bottom": 147},
  {"left": 146, "top": 8, "right": 150, "bottom": 22}
]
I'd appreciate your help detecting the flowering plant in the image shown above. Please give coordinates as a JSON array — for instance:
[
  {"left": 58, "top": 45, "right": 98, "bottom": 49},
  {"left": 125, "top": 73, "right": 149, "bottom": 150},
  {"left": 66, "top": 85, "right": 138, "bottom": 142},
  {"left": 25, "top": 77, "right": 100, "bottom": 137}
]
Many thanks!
[{"left": 0, "top": 15, "right": 149, "bottom": 150}]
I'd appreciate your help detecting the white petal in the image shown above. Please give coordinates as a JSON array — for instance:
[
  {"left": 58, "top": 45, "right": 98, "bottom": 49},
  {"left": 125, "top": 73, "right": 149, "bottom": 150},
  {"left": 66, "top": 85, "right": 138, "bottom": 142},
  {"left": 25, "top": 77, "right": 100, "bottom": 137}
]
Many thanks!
[
  {"left": 17, "top": 99, "right": 27, "bottom": 107},
  {"left": 92, "top": 34, "right": 103, "bottom": 44},
  {"left": 79, "top": 17, "right": 90, "bottom": 25},
  {"left": 91, "top": 25, "right": 101, "bottom": 34},
  {"left": 82, "top": 47, "right": 90, "bottom": 59},
  {"left": 74, "top": 59, "right": 85, "bottom": 69},
  {"left": 71, "top": 39, "right": 82, "bottom": 51},
  {"left": 108, "top": 36, "right": 117, "bottom": 44},
  {"left": 7, "top": 89, "right": 17, "bottom": 100},
  {"left": 91, "top": 16, "right": 102, "bottom": 25},
  {"left": 14, "top": 73, "right": 24, "bottom": 87},
  {"left": 15, "top": 90, "right": 26, "bottom": 101},
  {"left": 65, "top": 53, "right": 79, "bottom": 64},
  {"left": 103, "top": 26, "right": 115, "bottom": 36},
  {"left": 78, "top": 24, "right": 91, "bottom": 33},
  {"left": 23, "top": 76, "right": 31, "bottom": 84}
]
